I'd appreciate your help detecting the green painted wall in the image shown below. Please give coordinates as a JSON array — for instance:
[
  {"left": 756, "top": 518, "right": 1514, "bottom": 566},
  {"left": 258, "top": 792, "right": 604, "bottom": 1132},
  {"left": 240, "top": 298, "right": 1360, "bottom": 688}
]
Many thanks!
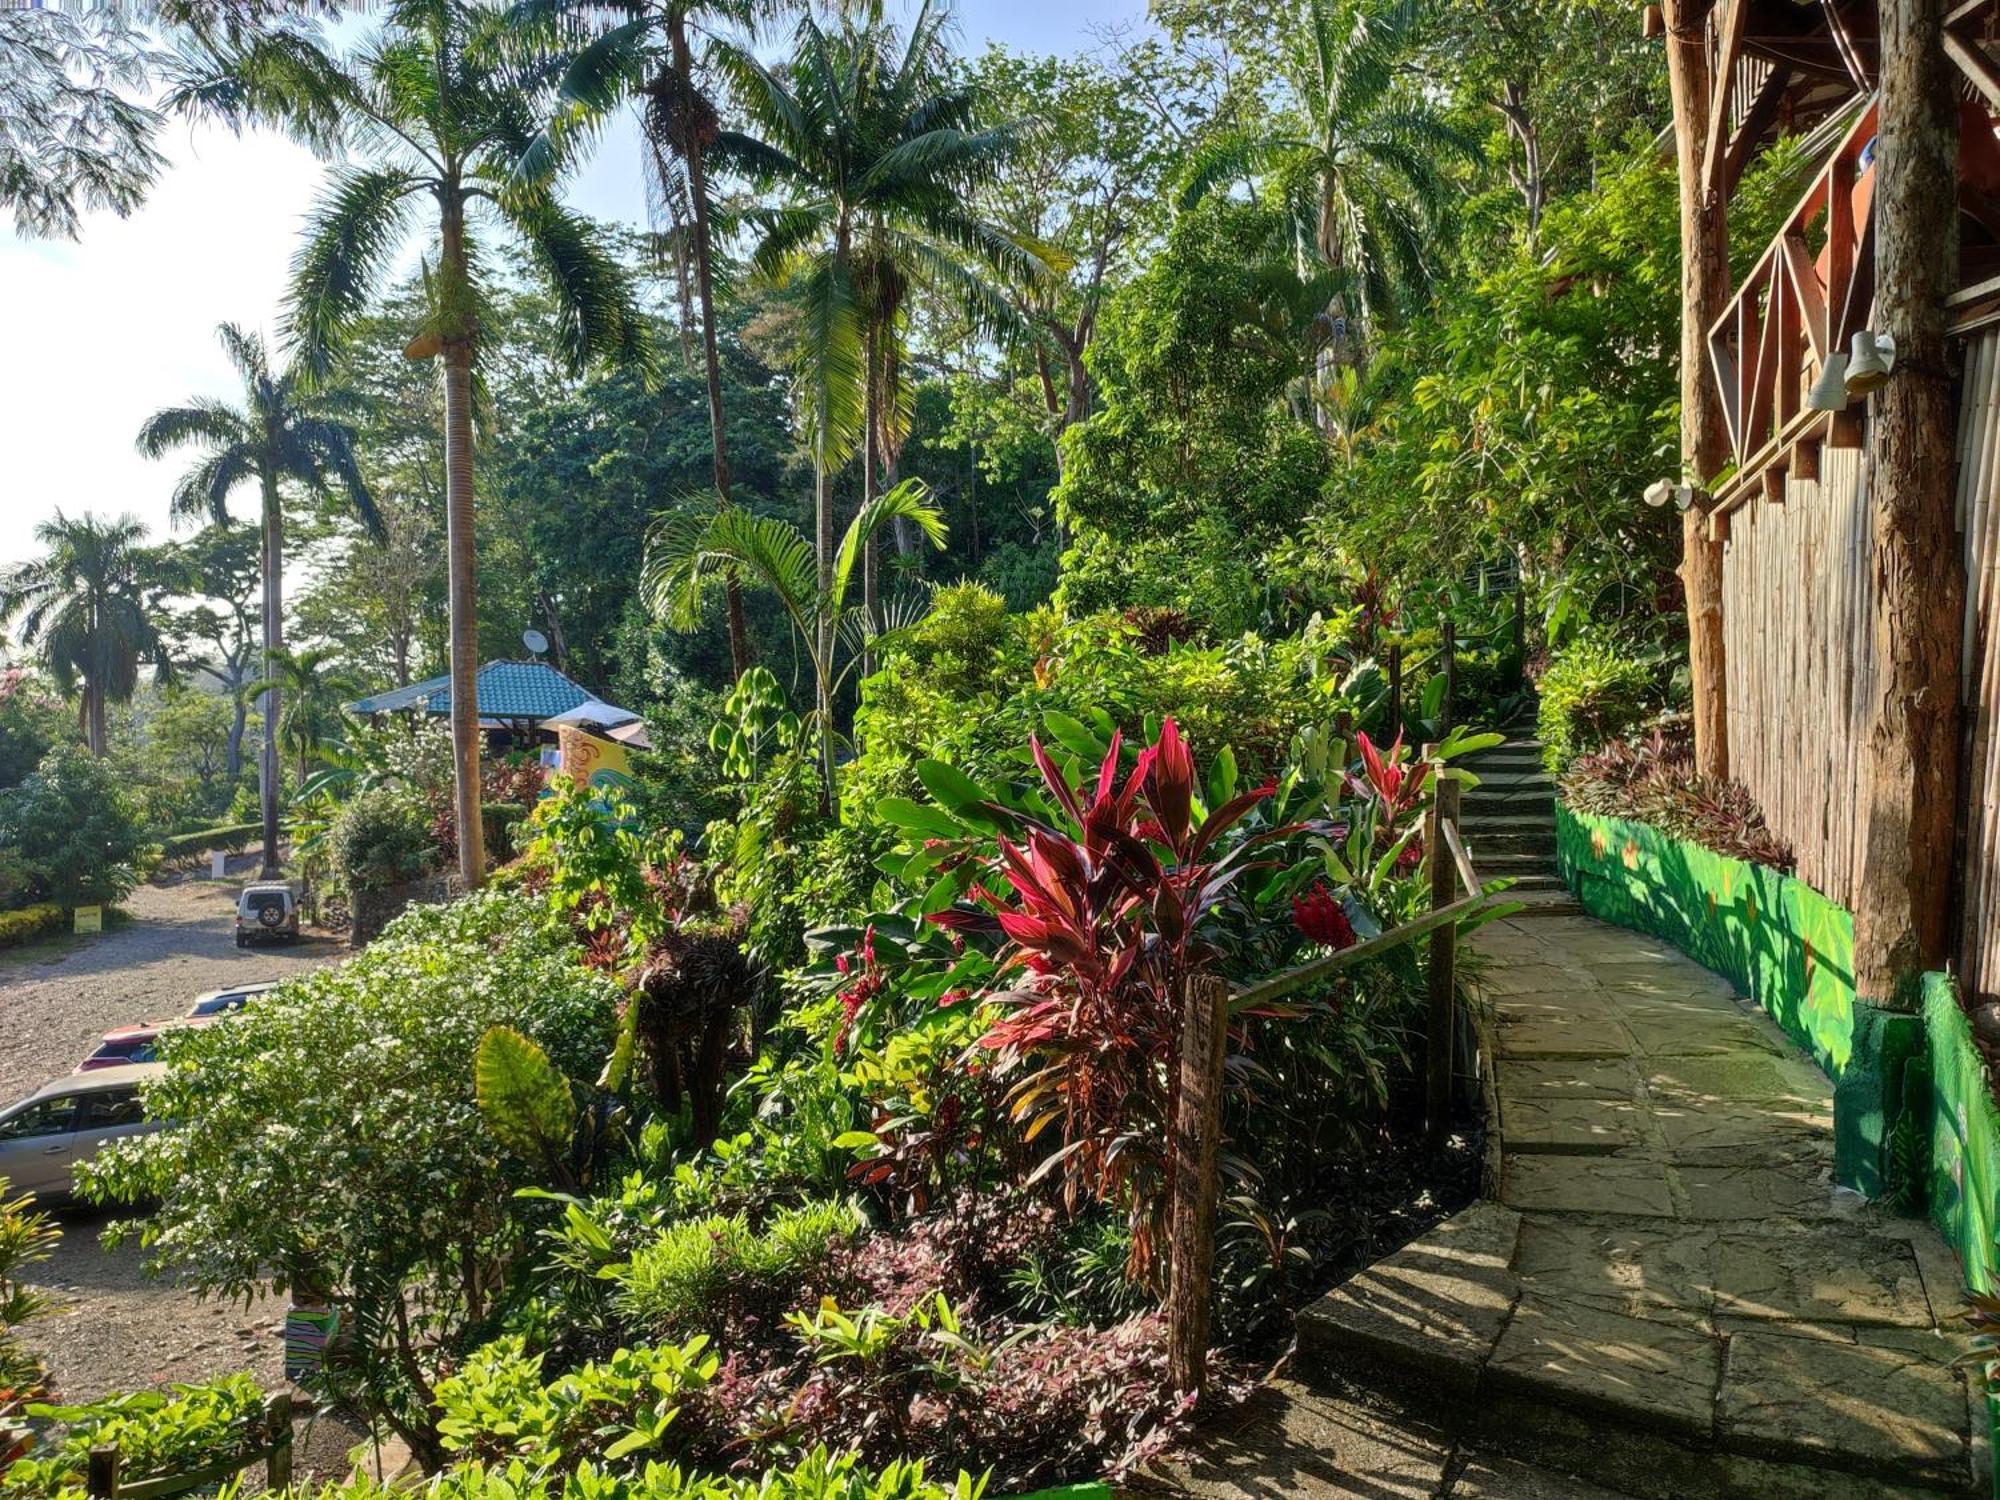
[
  {"left": 1924, "top": 971, "right": 2000, "bottom": 1294},
  {"left": 1554, "top": 806, "right": 1858, "bottom": 1075}
]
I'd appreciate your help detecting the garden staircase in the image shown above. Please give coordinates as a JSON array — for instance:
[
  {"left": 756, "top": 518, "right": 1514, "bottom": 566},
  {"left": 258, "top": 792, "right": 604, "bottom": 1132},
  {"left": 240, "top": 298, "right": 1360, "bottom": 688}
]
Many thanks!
[{"left": 1457, "top": 722, "right": 1577, "bottom": 914}]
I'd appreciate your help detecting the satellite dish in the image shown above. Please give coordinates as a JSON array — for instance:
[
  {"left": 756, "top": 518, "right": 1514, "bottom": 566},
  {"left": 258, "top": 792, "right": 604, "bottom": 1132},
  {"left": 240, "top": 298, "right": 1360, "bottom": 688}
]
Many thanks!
[{"left": 523, "top": 628, "right": 549, "bottom": 656}]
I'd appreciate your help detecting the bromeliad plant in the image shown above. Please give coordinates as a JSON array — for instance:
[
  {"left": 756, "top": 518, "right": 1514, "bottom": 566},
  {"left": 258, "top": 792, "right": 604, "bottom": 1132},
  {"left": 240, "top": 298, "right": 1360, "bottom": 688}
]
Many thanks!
[{"left": 927, "top": 717, "right": 1292, "bottom": 1285}]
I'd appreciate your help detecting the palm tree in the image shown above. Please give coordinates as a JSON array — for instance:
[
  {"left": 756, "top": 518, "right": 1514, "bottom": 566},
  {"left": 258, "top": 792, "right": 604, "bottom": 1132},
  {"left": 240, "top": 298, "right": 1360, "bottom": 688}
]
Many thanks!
[
  {"left": 521, "top": 0, "right": 759, "bottom": 679},
  {"left": 171, "top": 0, "right": 651, "bottom": 889},
  {"left": 137, "top": 322, "right": 376, "bottom": 878},
  {"left": 0, "top": 512, "right": 172, "bottom": 756},
  {"left": 243, "top": 646, "right": 359, "bottom": 786},
  {"left": 714, "top": 0, "right": 1034, "bottom": 674},
  {"left": 1180, "top": 0, "right": 1472, "bottom": 380},
  {"left": 643, "top": 478, "right": 944, "bottom": 815}
]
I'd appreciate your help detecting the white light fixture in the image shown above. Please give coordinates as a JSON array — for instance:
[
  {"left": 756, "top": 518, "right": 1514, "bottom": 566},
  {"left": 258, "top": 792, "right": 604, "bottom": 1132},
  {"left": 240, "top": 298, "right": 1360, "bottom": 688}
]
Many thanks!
[
  {"left": 1845, "top": 329, "right": 1897, "bottom": 395},
  {"left": 1807, "top": 352, "right": 1851, "bottom": 412},
  {"left": 1644, "top": 478, "right": 1676, "bottom": 509}
]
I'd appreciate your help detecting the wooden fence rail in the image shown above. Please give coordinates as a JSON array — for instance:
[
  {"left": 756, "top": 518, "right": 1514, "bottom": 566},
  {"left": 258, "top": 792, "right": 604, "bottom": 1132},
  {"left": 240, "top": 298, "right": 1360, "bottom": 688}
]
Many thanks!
[
  {"left": 86, "top": 1394, "right": 293, "bottom": 1500},
  {"left": 1166, "top": 760, "right": 1491, "bottom": 1396}
]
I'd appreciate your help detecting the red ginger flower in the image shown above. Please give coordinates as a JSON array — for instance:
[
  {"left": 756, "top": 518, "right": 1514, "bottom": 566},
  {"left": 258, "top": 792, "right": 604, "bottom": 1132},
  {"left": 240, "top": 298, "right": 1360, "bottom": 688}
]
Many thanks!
[{"left": 1292, "top": 883, "right": 1357, "bottom": 950}]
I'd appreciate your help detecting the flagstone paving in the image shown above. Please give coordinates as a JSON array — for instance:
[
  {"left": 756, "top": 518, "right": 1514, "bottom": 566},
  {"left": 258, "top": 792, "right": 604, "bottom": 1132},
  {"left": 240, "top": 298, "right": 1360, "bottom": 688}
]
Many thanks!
[
  {"left": 1282, "top": 912, "right": 1988, "bottom": 1497},
  {"left": 1133, "top": 900, "right": 1992, "bottom": 1497}
]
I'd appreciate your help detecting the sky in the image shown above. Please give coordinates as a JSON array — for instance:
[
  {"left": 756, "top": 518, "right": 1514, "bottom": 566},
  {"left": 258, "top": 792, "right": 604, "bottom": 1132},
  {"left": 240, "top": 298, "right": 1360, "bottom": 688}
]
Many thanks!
[{"left": 0, "top": 0, "right": 1148, "bottom": 567}]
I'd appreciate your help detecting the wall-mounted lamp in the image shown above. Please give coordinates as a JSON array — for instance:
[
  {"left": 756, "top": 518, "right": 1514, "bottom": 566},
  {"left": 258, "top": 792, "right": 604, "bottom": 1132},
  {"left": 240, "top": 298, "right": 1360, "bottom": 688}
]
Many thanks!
[
  {"left": 1643, "top": 479, "right": 1699, "bottom": 512},
  {"left": 1845, "top": 329, "right": 1897, "bottom": 395},
  {"left": 1806, "top": 352, "right": 1851, "bottom": 412}
]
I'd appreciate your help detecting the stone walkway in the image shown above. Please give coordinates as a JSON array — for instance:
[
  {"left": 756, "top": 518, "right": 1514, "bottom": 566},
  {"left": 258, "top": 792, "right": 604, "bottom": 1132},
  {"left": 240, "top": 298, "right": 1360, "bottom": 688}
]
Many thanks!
[{"left": 1288, "top": 912, "right": 1987, "bottom": 1497}]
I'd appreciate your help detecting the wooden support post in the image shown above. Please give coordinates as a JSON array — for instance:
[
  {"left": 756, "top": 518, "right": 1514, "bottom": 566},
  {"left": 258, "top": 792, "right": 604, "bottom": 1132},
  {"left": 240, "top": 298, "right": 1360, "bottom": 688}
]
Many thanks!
[
  {"left": 1166, "top": 972, "right": 1228, "bottom": 1398},
  {"left": 1388, "top": 643, "right": 1403, "bottom": 736},
  {"left": 265, "top": 1392, "right": 294, "bottom": 1491},
  {"left": 87, "top": 1447, "right": 118, "bottom": 1500},
  {"left": 1509, "top": 584, "right": 1527, "bottom": 694},
  {"left": 1441, "top": 620, "right": 1458, "bottom": 736},
  {"left": 1425, "top": 756, "right": 1460, "bottom": 1151}
]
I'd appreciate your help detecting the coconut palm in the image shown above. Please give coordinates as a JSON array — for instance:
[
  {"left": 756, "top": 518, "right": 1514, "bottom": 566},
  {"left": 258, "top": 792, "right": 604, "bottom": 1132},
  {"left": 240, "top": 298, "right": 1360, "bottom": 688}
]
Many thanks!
[
  {"left": 713, "top": 0, "right": 1035, "bottom": 674},
  {"left": 0, "top": 512, "right": 172, "bottom": 756},
  {"left": 137, "top": 322, "right": 376, "bottom": 878},
  {"left": 170, "top": 0, "right": 651, "bottom": 888},
  {"left": 1179, "top": 0, "right": 1473, "bottom": 374},
  {"left": 516, "top": 0, "right": 761, "bottom": 679},
  {"left": 242, "top": 645, "right": 359, "bottom": 785},
  {"left": 643, "top": 478, "right": 944, "bottom": 815}
]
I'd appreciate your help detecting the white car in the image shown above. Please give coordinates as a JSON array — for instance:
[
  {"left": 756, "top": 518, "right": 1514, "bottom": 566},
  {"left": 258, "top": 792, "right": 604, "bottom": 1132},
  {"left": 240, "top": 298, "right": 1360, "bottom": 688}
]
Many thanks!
[
  {"left": 0, "top": 1065, "right": 164, "bottom": 1200},
  {"left": 236, "top": 883, "right": 300, "bottom": 947},
  {"left": 188, "top": 981, "right": 281, "bottom": 1019}
]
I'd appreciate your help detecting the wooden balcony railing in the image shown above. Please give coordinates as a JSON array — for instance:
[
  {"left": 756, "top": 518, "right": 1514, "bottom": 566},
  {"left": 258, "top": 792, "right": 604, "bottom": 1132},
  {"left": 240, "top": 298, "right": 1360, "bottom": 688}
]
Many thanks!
[{"left": 1707, "top": 101, "right": 1876, "bottom": 514}]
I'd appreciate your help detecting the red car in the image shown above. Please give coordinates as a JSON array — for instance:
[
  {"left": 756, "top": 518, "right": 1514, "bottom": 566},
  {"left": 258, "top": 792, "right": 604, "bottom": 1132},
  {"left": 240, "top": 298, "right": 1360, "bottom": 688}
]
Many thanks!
[{"left": 76, "top": 1022, "right": 186, "bottom": 1072}]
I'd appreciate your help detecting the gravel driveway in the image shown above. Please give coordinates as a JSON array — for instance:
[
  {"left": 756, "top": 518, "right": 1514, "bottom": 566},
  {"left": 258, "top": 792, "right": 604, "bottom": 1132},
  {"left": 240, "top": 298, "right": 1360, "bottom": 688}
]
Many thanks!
[{"left": 0, "top": 872, "right": 345, "bottom": 1419}]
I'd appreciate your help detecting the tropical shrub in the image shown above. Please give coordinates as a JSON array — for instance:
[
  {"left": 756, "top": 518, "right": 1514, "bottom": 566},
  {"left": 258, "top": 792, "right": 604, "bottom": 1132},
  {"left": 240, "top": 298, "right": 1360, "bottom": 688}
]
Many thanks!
[
  {"left": 155, "top": 821, "right": 262, "bottom": 865},
  {"left": 1561, "top": 726, "right": 1793, "bottom": 871},
  {"left": 1, "top": 1375, "right": 266, "bottom": 1500},
  {"left": 305, "top": 1447, "right": 984, "bottom": 1500},
  {"left": 327, "top": 787, "right": 435, "bottom": 892},
  {"left": 1536, "top": 635, "right": 1655, "bottom": 773},
  {"left": 0, "top": 746, "right": 146, "bottom": 907},
  {"left": 613, "top": 1201, "right": 860, "bottom": 1338},
  {"left": 78, "top": 891, "right": 622, "bottom": 1469}
]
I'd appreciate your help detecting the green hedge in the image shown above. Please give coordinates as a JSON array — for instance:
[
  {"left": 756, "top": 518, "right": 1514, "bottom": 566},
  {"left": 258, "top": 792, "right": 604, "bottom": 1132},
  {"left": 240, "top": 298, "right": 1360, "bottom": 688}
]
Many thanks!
[
  {"left": 158, "top": 822, "right": 263, "bottom": 864},
  {"left": 0, "top": 903, "right": 65, "bottom": 948}
]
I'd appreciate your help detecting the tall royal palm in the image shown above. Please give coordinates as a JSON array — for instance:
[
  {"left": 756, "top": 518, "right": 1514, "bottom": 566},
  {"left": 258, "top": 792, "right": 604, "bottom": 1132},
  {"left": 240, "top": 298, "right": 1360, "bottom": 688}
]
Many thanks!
[
  {"left": 137, "top": 322, "right": 376, "bottom": 878},
  {"left": 0, "top": 512, "right": 171, "bottom": 756},
  {"left": 1181, "top": 0, "right": 1472, "bottom": 376},
  {"left": 524, "top": 0, "right": 758, "bottom": 679},
  {"left": 715, "top": 0, "right": 1033, "bottom": 678},
  {"left": 172, "top": 0, "right": 650, "bottom": 888}
]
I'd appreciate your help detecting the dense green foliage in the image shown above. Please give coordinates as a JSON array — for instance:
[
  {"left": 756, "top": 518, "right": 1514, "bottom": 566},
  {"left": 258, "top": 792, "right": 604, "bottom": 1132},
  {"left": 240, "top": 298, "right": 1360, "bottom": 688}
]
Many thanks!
[{"left": 0, "top": 747, "right": 147, "bottom": 909}]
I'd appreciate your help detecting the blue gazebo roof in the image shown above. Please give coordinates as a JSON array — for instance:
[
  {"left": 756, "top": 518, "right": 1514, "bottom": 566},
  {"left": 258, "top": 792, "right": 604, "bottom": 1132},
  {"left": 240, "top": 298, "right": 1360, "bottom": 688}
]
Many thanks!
[{"left": 348, "top": 660, "right": 595, "bottom": 724}]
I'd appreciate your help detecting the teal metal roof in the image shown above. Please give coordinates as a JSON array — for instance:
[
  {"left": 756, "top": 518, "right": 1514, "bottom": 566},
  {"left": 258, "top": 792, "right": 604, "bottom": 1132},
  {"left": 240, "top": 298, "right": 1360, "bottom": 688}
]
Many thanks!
[{"left": 348, "top": 661, "right": 593, "bottom": 723}]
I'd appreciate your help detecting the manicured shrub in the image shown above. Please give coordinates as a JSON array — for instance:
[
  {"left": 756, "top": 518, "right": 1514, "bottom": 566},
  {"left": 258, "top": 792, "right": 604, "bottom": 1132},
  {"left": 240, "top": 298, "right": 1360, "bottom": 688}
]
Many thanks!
[
  {"left": 614, "top": 1200, "right": 861, "bottom": 1336},
  {"left": 155, "top": 821, "right": 262, "bottom": 865},
  {"left": 1536, "top": 635, "right": 1654, "bottom": 773},
  {"left": 0, "top": 904, "right": 64, "bottom": 948}
]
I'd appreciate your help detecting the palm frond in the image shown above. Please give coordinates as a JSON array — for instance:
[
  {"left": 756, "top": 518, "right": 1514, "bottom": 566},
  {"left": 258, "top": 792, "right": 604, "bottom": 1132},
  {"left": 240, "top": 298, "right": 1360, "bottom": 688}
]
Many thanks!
[
  {"left": 286, "top": 165, "right": 424, "bottom": 384},
  {"left": 830, "top": 477, "right": 944, "bottom": 619}
]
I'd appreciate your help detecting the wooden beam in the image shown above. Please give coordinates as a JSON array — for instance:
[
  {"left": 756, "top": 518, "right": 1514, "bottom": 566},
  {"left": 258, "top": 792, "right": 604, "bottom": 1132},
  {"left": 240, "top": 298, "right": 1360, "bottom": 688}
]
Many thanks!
[
  {"left": 1944, "top": 29, "right": 2000, "bottom": 113},
  {"left": 1784, "top": 233, "right": 1831, "bottom": 361},
  {"left": 1762, "top": 464, "right": 1788, "bottom": 502},
  {"left": 1722, "top": 65, "right": 1794, "bottom": 194},
  {"left": 1792, "top": 433, "right": 1822, "bottom": 481},
  {"left": 1703, "top": 0, "right": 1751, "bottom": 195},
  {"left": 1823, "top": 0, "right": 1873, "bottom": 92}
]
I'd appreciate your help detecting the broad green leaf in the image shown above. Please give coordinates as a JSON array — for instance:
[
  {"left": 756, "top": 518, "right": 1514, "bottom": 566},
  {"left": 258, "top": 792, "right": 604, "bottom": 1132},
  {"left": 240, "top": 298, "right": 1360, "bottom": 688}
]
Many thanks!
[
  {"left": 916, "top": 759, "right": 988, "bottom": 811},
  {"left": 874, "top": 797, "right": 964, "bottom": 838},
  {"left": 475, "top": 1025, "right": 575, "bottom": 1168}
]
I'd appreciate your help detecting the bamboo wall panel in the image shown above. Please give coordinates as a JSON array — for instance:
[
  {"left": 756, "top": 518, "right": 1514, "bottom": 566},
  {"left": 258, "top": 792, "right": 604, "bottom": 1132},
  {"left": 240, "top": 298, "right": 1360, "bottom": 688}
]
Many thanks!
[
  {"left": 1958, "top": 329, "right": 2000, "bottom": 1005},
  {"left": 1721, "top": 443, "right": 1874, "bottom": 912}
]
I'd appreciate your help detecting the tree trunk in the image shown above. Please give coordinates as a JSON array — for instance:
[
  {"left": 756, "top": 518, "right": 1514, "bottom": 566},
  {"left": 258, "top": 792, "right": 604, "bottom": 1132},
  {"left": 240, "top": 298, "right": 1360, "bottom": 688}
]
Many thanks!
[
  {"left": 441, "top": 192, "right": 486, "bottom": 890},
  {"left": 815, "top": 459, "right": 837, "bottom": 818},
  {"left": 82, "top": 684, "right": 105, "bottom": 757},
  {"left": 672, "top": 24, "right": 752, "bottom": 683},
  {"left": 258, "top": 475, "right": 284, "bottom": 878},
  {"left": 1663, "top": 0, "right": 1731, "bottom": 782},
  {"left": 1855, "top": 0, "right": 1964, "bottom": 1006},
  {"left": 862, "top": 319, "right": 880, "bottom": 685}
]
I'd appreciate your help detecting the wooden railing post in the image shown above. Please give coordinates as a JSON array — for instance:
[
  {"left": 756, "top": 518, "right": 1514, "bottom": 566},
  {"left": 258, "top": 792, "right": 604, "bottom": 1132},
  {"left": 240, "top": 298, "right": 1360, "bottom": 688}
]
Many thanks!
[
  {"left": 1166, "top": 972, "right": 1229, "bottom": 1398},
  {"left": 1509, "top": 585, "right": 1527, "bottom": 694},
  {"left": 1425, "top": 760, "right": 1461, "bottom": 1152},
  {"left": 265, "top": 1392, "right": 294, "bottom": 1491},
  {"left": 87, "top": 1447, "right": 119, "bottom": 1500},
  {"left": 1441, "top": 621, "right": 1458, "bottom": 736},
  {"left": 1388, "top": 643, "right": 1403, "bottom": 737}
]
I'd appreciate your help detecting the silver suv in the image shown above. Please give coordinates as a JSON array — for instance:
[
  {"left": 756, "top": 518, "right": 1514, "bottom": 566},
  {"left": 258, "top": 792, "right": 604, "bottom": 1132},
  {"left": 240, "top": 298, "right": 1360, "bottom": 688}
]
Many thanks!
[{"left": 0, "top": 1065, "right": 164, "bottom": 1200}]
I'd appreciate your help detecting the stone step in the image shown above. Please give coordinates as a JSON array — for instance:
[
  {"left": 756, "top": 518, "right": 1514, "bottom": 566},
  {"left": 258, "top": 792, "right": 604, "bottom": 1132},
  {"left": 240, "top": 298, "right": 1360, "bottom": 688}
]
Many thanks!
[
  {"left": 1461, "top": 824, "right": 1556, "bottom": 857},
  {"left": 1501, "top": 888, "right": 1584, "bottom": 916},
  {"left": 1296, "top": 1205, "right": 1981, "bottom": 1498}
]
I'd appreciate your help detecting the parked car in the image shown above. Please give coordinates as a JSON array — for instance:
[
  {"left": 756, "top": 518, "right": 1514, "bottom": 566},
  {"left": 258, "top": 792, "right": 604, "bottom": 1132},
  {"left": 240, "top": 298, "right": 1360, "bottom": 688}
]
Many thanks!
[
  {"left": 77, "top": 1020, "right": 192, "bottom": 1072},
  {"left": 187, "top": 981, "right": 280, "bottom": 1019},
  {"left": 236, "top": 883, "right": 299, "bottom": 948},
  {"left": 0, "top": 1065, "right": 164, "bottom": 1200}
]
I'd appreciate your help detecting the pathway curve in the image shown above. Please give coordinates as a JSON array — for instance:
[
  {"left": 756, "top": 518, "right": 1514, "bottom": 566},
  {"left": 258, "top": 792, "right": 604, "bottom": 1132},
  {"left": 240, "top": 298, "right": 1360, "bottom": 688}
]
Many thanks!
[{"left": 1289, "top": 911, "right": 1985, "bottom": 1497}]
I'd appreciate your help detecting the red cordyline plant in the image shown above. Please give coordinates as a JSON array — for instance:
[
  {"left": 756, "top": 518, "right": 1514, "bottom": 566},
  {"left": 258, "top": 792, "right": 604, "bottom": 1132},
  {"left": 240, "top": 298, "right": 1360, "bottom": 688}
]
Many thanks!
[
  {"left": 929, "top": 717, "right": 1286, "bottom": 1285},
  {"left": 1350, "top": 730, "right": 1428, "bottom": 865}
]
